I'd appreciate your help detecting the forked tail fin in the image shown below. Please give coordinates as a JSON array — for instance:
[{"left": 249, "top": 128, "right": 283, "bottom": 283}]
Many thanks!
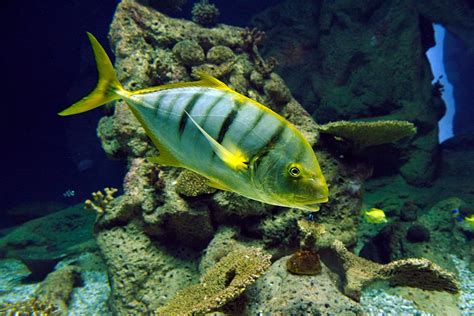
[{"left": 58, "top": 32, "right": 126, "bottom": 116}]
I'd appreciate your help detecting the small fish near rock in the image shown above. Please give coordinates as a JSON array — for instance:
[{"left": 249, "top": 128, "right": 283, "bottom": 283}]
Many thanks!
[{"left": 363, "top": 208, "right": 388, "bottom": 224}]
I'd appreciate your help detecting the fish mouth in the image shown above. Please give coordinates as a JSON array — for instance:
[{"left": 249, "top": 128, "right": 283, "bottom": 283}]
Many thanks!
[
  {"left": 296, "top": 202, "right": 323, "bottom": 212},
  {"left": 293, "top": 196, "right": 329, "bottom": 211}
]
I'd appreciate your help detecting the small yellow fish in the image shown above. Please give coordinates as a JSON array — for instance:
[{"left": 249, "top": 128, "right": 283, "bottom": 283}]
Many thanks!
[
  {"left": 363, "top": 208, "right": 388, "bottom": 224},
  {"left": 59, "top": 33, "right": 329, "bottom": 211},
  {"left": 464, "top": 215, "right": 474, "bottom": 229}
]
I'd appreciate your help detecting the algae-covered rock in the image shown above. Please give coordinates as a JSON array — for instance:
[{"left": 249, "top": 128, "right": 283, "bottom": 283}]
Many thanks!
[
  {"left": 0, "top": 204, "right": 96, "bottom": 280},
  {"left": 318, "top": 120, "right": 417, "bottom": 150},
  {"left": 360, "top": 197, "right": 470, "bottom": 272},
  {"left": 172, "top": 40, "right": 206, "bottom": 66},
  {"left": 86, "top": 1, "right": 414, "bottom": 314},
  {"left": 206, "top": 45, "right": 235, "bottom": 64},
  {"left": 191, "top": 0, "right": 220, "bottom": 27},
  {"left": 157, "top": 247, "right": 271, "bottom": 315}
]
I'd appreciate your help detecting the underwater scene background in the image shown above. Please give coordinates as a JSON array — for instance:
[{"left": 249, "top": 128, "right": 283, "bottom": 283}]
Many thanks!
[{"left": 1, "top": 0, "right": 473, "bottom": 314}]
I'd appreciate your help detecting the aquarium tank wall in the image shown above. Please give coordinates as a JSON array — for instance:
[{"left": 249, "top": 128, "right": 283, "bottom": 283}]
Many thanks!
[{"left": 1, "top": 0, "right": 473, "bottom": 315}]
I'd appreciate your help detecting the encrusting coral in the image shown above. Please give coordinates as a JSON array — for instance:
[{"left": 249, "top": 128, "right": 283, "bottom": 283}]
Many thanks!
[
  {"left": 318, "top": 120, "right": 417, "bottom": 150},
  {"left": 175, "top": 169, "right": 216, "bottom": 197},
  {"left": 84, "top": 187, "right": 118, "bottom": 213},
  {"left": 156, "top": 247, "right": 271, "bottom": 315}
]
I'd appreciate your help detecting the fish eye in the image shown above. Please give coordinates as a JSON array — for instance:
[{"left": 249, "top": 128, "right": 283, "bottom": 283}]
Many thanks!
[{"left": 288, "top": 165, "right": 301, "bottom": 177}]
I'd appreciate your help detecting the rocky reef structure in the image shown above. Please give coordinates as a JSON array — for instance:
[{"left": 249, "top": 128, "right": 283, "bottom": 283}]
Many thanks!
[
  {"left": 191, "top": 0, "right": 220, "bottom": 27},
  {"left": 251, "top": 0, "right": 474, "bottom": 185},
  {"left": 0, "top": 265, "right": 79, "bottom": 315},
  {"left": 360, "top": 197, "right": 472, "bottom": 270},
  {"left": 323, "top": 240, "right": 459, "bottom": 301},
  {"left": 0, "top": 205, "right": 96, "bottom": 282},
  {"left": 63, "top": 1, "right": 465, "bottom": 314},
  {"left": 157, "top": 247, "right": 271, "bottom": 314}
]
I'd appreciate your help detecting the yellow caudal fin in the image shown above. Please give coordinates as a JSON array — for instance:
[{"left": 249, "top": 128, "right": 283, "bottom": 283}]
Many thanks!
[{"left": 58, "top": 32, "right": 127, "bottom": 116}]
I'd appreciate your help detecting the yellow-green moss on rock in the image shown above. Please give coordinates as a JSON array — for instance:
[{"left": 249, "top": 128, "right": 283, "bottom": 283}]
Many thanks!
[
  {"left": 318, "top": 120, "right": 417, "bottom": 149},
  {"left": 157, "top": 247, "right": 271, "bottom": 315}
]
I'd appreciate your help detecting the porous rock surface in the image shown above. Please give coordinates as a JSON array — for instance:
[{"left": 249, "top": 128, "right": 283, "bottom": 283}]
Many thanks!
[{"left": 244, "top": 256, "right": 364, "bottom": 315}]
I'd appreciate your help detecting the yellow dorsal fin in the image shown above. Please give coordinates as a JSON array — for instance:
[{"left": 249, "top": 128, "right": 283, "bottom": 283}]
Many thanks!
[
  {"left": 183, "top": 110, "right": 248, "bottom": 171},
  {"left": 195, "top": 72, "right": 231, "bottom": 90},
  {"left": 131, "top": 72, "right": 231, "bottom": 95}
]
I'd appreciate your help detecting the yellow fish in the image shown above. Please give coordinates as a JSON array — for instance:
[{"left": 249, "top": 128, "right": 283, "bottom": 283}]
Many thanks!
[
  {"left": 59, "top": 33, "right": 329, "bottom": 211},
  {"left": 465, "top": 215, "right": 474, "bottom": 229},
  {"left": 363, "top": 208, "right": 388, "bottom": 224}
]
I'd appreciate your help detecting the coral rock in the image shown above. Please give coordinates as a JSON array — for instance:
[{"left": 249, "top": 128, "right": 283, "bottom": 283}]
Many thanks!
[
  {"left": 172, "top": 40, "right": 205, "bottom": 66},
  {"left": 318, "top": 120, "right": 417, "bottom": 150},
  {"left": 191, "top": 0, "right": 220, "bottom": 27},
  {"left": 206, "top": 45, "right": 235, "bottom": 64},
  {"left": 321, "top": 240, "right": 459, "bottom": 301},
  {"left": 400, "top": 201, "right": 419, "bottom": 221},
  {"left": 406, "top": 223, "right": 430, "bottom": 243},
  {"left": 244, "top": 256, "right": 364, "bottom": 315},
  {"left": 286, "top": 250, "right": 322, "bottom": 275},
  {"left": 157, "top": 247, "right": 271, "bottom": 315},
  {"left": 175, "top": 169, "right": 216, "bottom": 197}
]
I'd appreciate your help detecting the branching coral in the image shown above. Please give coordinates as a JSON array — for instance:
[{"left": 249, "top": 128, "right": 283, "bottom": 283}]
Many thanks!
[
  {"left": 318, "top": 120, "right": 417, "bottom": 150},
  {"left": 84, "top": 187, "right": 118, "bottom": 213},
  {"left": 157, "top": 247, "right": 271, "bottom": 315},
  {"left": 191, "top": 0, "right": 220, "bottom": 27}
]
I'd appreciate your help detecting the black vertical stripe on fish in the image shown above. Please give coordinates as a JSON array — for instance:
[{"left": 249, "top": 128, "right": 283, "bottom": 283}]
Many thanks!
[
  {"left": 293, "top": 143, "right": 307, "bottom": 165},
  {"left": 234, "top": 106, "right": 265, "bottom": 149},
  {"left": 201, "top": 92, "right": 226, "bottom": 130},
  {"left": 209, "top": 100, "right": 242, "bottom": 161},
  {"left": 178, "top": 92, "right": 203, "bottom": 136},
  {"left": 154, "top": 93, "right": 168, "bottom": 118},
  {"left": 216, "top": 100, "right": 241, "bottom": 144},
  {"left": 250, "top": 123, "right": 286, "bottom": 169}
]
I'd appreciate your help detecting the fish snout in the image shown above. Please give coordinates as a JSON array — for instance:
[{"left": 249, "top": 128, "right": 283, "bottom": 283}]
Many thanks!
[
  {"left": 295, "top": 177, "right": 329, "bottom": 204},
  {"left": 309, "top": 176, "right": 329, "bottom": 203}
]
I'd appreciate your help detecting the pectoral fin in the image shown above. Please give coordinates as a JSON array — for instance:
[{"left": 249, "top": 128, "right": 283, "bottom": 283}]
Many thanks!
[{"left": 184, "top": 110, "right": 248, "bottom": 171}]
